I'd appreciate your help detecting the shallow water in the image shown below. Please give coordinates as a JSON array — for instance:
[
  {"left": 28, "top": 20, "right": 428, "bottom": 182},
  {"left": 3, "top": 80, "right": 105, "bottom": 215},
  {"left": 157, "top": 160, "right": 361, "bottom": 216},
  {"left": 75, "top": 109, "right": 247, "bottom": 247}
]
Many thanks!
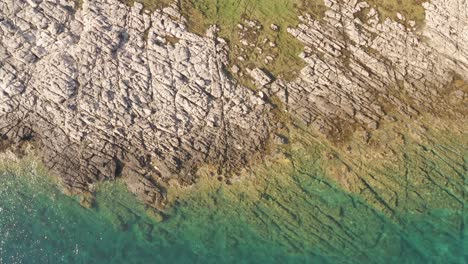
[
  {"left": 0, "top": 168, "right": 328, "bottom": 264},
  {"left": 0, "top": 163, "right": 466, "bottom": 264},
  {"left": 1, "top": 124, "right": 467, "bottom": 263}
]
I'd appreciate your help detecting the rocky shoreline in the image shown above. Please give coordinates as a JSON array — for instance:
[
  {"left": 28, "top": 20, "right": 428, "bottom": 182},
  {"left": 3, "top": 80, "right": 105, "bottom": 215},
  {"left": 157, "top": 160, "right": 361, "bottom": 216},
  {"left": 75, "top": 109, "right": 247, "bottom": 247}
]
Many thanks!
[{"left": 0, "top": 0, "right": 466, "bottom": 209}]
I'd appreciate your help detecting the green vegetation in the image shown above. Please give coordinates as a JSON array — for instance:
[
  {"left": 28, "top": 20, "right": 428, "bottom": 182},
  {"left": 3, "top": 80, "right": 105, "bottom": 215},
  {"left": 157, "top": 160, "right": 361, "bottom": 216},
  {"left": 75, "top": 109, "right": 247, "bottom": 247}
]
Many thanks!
[
  {"left": 85, "top": 0, "right": 426, "bottom": 87},
  {"left": 120, "top": 0, "right": 173, "bottom": 10},
  {"left": 178, "top": 0, "right": 326, "bottom": 83},
  {"left": 117, "top": 0, "right": 326, "bottom": 86},
  {"left": 365, "top": 0, "right": 426, "bottom": 25}
]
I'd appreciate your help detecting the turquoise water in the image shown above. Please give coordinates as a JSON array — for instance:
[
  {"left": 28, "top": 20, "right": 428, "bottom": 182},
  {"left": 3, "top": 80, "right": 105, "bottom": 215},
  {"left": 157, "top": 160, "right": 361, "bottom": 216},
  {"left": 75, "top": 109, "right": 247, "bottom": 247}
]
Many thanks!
[
  {"left": 0, "top": 169, "right": 317, "bottom": 263},
  {"left": 0, "top": 163, "right": 466, "bottom": 263}
]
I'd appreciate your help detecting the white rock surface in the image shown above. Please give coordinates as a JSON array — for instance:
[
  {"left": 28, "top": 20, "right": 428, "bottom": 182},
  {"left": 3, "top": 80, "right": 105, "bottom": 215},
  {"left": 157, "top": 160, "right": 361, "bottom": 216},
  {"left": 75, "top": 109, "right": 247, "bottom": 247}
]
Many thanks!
[
  {"left": 278, "top": 0, "right": 468, "bottom": 137},
  {"left": 248, "top": 68, "right": 273, "bottom": 87},
  {"left": 0, "top": 0, "right": 272, "bottom": 208}
]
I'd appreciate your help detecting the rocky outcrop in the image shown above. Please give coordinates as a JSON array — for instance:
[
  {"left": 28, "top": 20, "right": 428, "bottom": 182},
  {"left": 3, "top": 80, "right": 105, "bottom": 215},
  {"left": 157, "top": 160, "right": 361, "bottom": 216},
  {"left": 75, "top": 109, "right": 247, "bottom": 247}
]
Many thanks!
[
  {"left": 273, "top": 0, "right": 467, "bottom": 139},
  {"left": 423, "top": 0, "right": 468, "bottom": 71},
  {"left": 0, "top": 0, "right": 466, "bottom": 208},
  {"left": 0, "top": 0, "right": 271, "bottom": 208}
]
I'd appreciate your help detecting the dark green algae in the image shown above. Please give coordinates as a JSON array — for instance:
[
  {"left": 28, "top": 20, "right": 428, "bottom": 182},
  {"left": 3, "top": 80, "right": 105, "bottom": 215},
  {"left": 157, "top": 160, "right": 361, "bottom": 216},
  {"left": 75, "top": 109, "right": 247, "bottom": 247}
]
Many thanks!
[{"left": 0, "top": 123, "right": 466, "bottom": 263}]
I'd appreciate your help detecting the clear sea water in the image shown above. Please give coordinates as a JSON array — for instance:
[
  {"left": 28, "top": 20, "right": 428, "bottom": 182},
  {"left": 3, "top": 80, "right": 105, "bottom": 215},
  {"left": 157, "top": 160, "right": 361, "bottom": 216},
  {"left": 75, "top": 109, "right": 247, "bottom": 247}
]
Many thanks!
[
  {"left": 0, "top": 153, "right": 466, "bottom": 263},
  {"left": 0, "top": 167, "right": 468, "bottom": 263}
]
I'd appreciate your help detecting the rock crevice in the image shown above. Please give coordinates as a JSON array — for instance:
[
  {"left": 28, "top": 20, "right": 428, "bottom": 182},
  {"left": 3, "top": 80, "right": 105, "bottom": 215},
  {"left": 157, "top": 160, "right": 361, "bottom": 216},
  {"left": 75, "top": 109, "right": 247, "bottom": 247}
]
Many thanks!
[{"left": 0, "top": 0, "right": 272, "bottom": 208}]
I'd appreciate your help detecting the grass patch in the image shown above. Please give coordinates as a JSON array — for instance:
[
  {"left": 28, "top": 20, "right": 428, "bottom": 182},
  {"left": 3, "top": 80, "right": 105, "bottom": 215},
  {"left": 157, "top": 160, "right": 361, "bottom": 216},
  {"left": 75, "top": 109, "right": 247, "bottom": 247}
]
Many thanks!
[
  {"left": 75, "top": 0, "right": 426, "bottom": 85},
  {"left": 73, "top": 0, "right": 83, "bottom": 9},
  {"left": 119, "top": 0, "right": 174, "bottom": 11},
  {"left": 179, "top": 0, "right": 326, "bottom": 83},
  {"left": 366, "top": 0, "right": 426, "bottom": 26},
  {"left": 119, "top": 0, "right": 326, "bottom": 86}
]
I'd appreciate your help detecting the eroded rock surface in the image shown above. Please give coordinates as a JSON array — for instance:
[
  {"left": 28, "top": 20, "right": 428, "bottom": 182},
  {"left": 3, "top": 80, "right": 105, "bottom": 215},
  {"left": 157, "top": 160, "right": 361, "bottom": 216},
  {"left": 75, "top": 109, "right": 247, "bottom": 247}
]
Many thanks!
[
  {"left": 0, "top": 0, "right": 467, "bottom": 208},
  {"left": 0, "top": 0, "right": 271, "bottom": 208},
  {"left": 277, "top": 0, "right": 467, "bottom": 139}
]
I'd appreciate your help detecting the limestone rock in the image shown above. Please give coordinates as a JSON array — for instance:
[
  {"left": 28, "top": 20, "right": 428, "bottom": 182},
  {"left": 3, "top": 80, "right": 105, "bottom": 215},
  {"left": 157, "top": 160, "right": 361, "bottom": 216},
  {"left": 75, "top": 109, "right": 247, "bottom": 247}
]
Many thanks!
[
  {"left": 248, "top": 68, "right": 273, "bottom": 87},
  {"left": 0, "top": 0, "right": 272, "bottom": 208},
  {"left": 281, "top": 0, "right": 467, "bottom": 138}
]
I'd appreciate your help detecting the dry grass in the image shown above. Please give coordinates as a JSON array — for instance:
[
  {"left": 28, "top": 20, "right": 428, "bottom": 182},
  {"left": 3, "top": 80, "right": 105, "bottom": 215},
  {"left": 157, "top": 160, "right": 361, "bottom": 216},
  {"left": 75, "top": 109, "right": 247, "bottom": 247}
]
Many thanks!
[
  {"left": 366, "top": 0, "right": 426, "bottom": 25},
  {"left": 119, "top": 0, "right": 173, "bottom": 11}
]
